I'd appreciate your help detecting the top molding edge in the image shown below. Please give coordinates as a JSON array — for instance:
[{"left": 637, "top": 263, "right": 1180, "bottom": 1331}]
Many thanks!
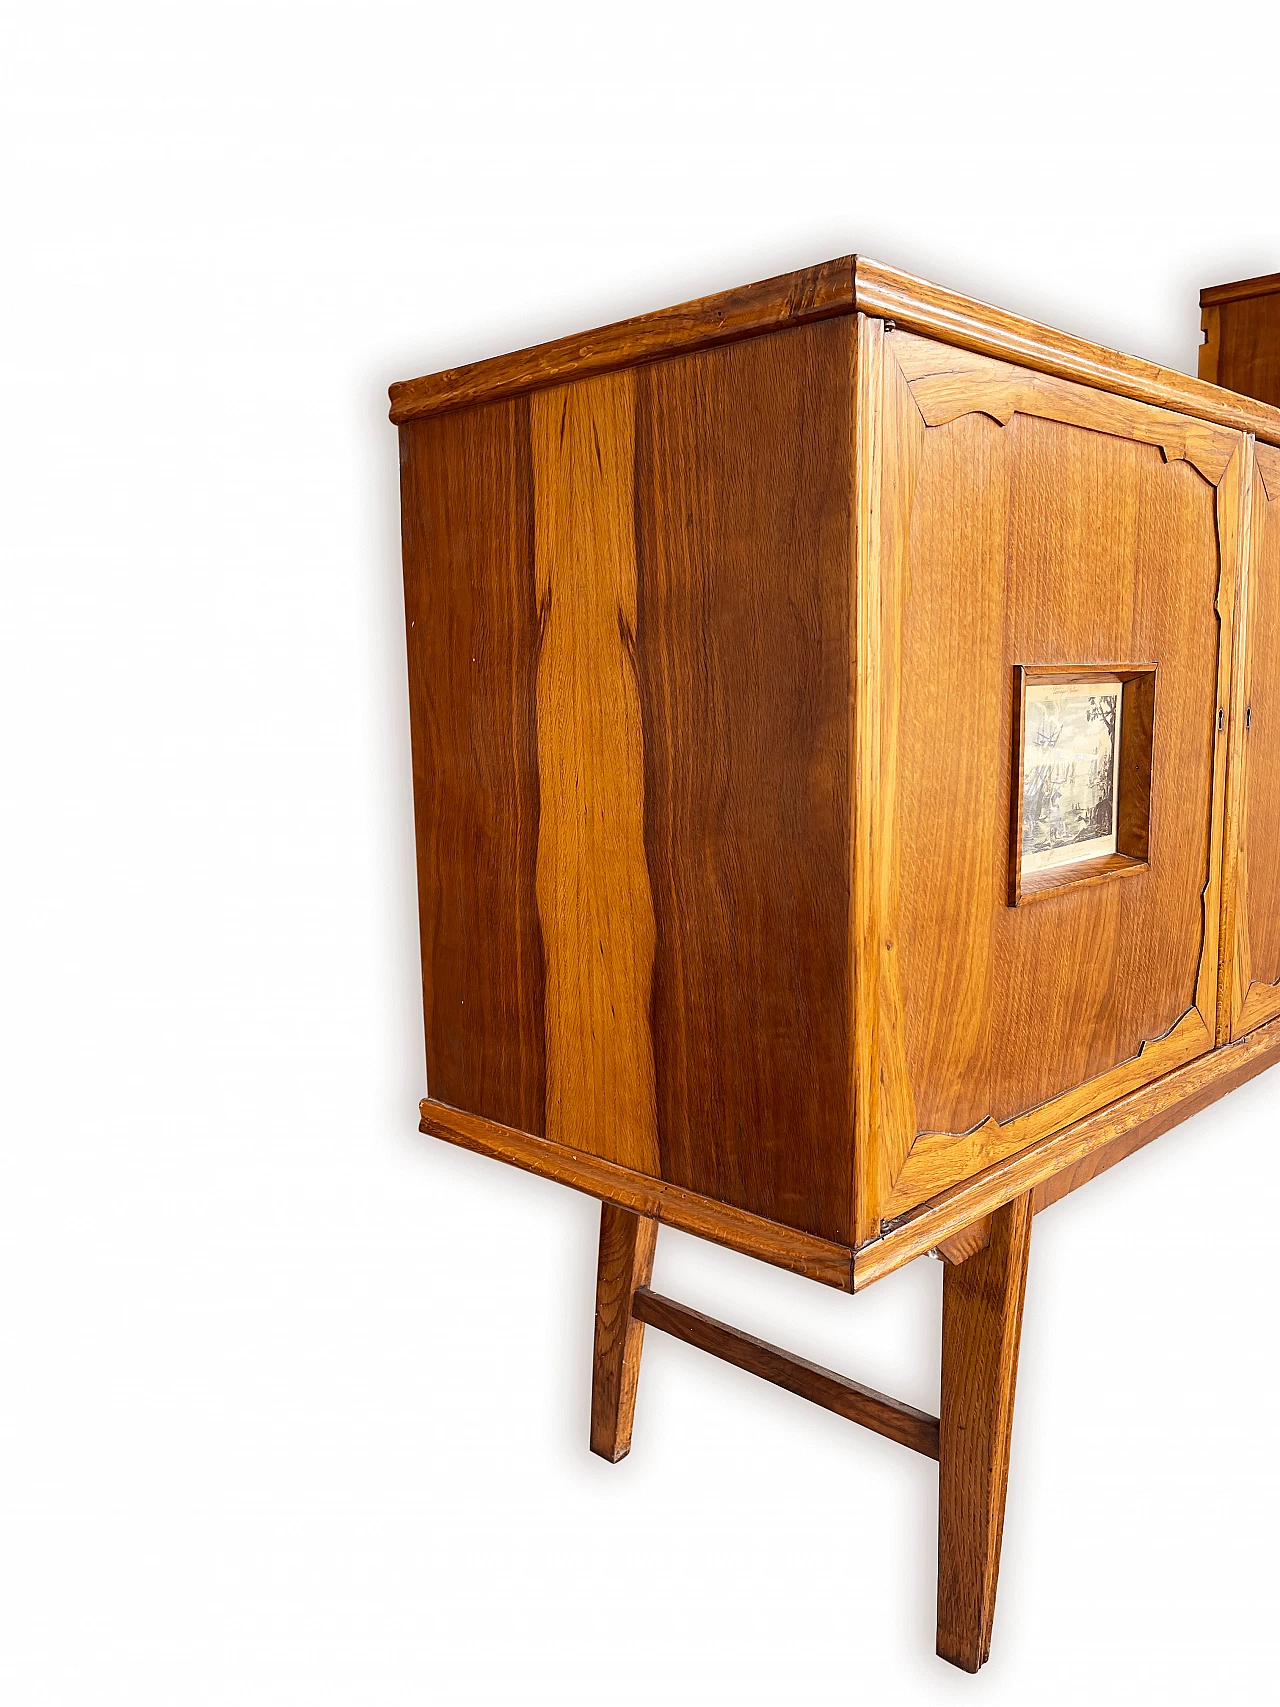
[
  {"left": 388, "top": 256, "right": 856, "bottom": 424},
  {"left": 1200, "top": 271, "right": 1280, "bottom": 308},
  {"left": 388, "top": 255, "right": 1280, "bottom": 446}
]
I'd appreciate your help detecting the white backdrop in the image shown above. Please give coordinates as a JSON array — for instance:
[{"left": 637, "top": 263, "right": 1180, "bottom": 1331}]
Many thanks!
[{"left": 4, "top": 4, "right": 1279, "bottom": 1702}]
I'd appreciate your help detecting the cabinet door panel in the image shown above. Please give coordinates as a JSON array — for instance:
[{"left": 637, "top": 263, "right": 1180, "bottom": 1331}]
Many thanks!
[
  {"left": 865, "top": 332, "right": 1240, "bottom": 1226},
  {"left": 1228, "top": 444, "right": 1280, "bottom": 1038}
]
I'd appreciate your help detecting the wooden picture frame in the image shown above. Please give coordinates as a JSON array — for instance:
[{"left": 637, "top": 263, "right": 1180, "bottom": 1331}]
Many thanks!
[{"left": 1009, "top": 664, "right": 1157, "bottom": 906}]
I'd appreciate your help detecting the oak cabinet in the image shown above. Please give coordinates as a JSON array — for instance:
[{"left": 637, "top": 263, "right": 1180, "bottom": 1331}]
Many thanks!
[{"left": 391, "top": 258, "right": 1280, "bottom": 1671}]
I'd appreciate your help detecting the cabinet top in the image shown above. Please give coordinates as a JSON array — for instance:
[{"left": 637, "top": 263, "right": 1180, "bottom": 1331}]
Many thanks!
[
  {"left": 388, "top": 257, "right": 1280, "bottom": 448},
  {"left": 1201, "top": 271, "right": 1280, "bottom": 307}
]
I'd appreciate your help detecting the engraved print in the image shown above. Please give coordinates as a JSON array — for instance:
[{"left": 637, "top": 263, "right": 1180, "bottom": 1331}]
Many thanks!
[{"left": 1021, "top": 680, "right": 1122, "bottom": 875}]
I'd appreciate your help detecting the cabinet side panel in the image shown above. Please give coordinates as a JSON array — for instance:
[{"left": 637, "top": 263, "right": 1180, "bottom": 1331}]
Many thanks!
[
  {"left": 1244, "top": 456, "right": 1280, "bottom": 992},
  {"left": 399, "top": 404, "right": 546, "bottom": 1135},
  {"left": 635, "top": 319, "right": 854, "bottom": 1244},
  {"left": 1214, "top": 296, "right": 1280, "bottom": 408}
]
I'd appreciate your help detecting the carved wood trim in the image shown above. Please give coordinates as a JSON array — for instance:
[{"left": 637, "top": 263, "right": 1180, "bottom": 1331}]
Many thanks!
[
  {"left": 865, "top": 335, "right": 1242, "bottom": 1229},
  {"left": 1237, "top": 978, "right": 1280, "bottom": 1037},
  {"left": 881, "top": 1009, "right": 1213, "bottom": 1219},
  {"left": 855, "top": 258, "right": 1280, "bottom": 448},
  {"left": 892, "top": 330, "right": 1238, "bottom": 482},
  {"left": 1222, "top": 440, "right": 1280, "bottom": 1040},
  {"left": 853, "top": 1010, "right": 1280, "bottom": 1290}
]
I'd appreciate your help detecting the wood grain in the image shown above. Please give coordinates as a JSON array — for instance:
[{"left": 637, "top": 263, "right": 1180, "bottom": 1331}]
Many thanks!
[
  {"left": 419, "top": 1099, "right": 855, "bottom": 1289},
  {"left": 402, "top": 321, "right": 856, "bottom": 1246},
  {"left": 635, "top": 319, "right": 854, "bottom": 1243},
  {"left": 894, "top": 330, "right": 1236, "bottom": 483},
  {"left": 852, "top": 1009, "right": 1280, "bottom": 1289},
  {"left": 936, "top": 1192, "right": 1032, "bottom": 1672},
  {"left": 1116, "top": 668, "right": 1157, "bottom": 862},
  {"left": 934, "top": 1220, "right": 991, "bottom": 1265},
  {"left": 399, "top": 403, "right": 546, "bottom": 1135},
  {"left": 1031, "top": 1031, "right": 1280, "bottom": 1213},
  {"left": 852, "top": 315, "right": 923, "bottom": 1242},
  {"left": 531, "top": 373, "right": 659, "bottom": 1174},
  {"left": 1218, "top": 440, "right": 1258, "bottom": 1040},
  {"left": 1013, "top": 850, "right": 1149, "bottom": 907},
  {"left": 855, "top": 258, "right": 1280, "bottom": 446},
  {"left": 883, "top": 1013, "right": 1213, "bottom": 1219},
  {"left": 1198, "top": 284, "right": 1280, "bottom": 408},
  {"left": 1242, "top": 448, "right": 1280, "bottom": 1003},
  {"left": 870, "top": 333, "right": 1237, "bottom": 1222},
  {"left": 1201, "top": 272, "right": 1280, "bottom": 309},
  {"left": 1223, "top": 440, "right": 1280, "bottom": 1038},
  {"left": 398, "top": 267, "right": 1280, "bottom": 1310},
  {"left": 631, "top": 1287, "right": 940, "bottom": 1458},
  {"left": 392, "top": 263, "right": 1280, "bottom": 1675},
  {"left": 389, "top": 258, "right": 855, "bottom": 422},
  {"left": 590, "top": 1204, "right": 658, "bottom": 1462},
  {"left": 389, "top": 255, "right": 1280, "bottom": 446}
]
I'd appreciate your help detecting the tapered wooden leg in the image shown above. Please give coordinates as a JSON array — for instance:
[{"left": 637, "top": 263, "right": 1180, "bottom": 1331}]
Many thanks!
[
  {"left": 936, "top": 1191, "right": 1033, "bottom": 1672},
  {"left": 590, "top": 1203, "right": 658, "bottom": 1462}
]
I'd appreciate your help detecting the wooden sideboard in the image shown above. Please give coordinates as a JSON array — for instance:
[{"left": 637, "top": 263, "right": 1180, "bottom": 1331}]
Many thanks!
[
  {"left": 392, "top": 259, "right": 1280, "bottom": 1671},
  {"left": 1201, "top": 271, "right": 1280, "bottom": 407}
]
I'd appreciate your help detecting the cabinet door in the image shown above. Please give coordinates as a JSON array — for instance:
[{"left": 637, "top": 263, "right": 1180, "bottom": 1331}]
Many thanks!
[
  {"left": 1223, "top": 442, "right": 1280, "bottom": 1039},
  {"left": 856, "top": 327, "right": 1245, "bottom": 1237}
]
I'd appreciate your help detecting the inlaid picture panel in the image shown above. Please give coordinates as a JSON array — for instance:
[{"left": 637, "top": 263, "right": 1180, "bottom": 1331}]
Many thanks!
[{"left": 1020, "top": 678, "right": 1122, "bottom": 875}]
